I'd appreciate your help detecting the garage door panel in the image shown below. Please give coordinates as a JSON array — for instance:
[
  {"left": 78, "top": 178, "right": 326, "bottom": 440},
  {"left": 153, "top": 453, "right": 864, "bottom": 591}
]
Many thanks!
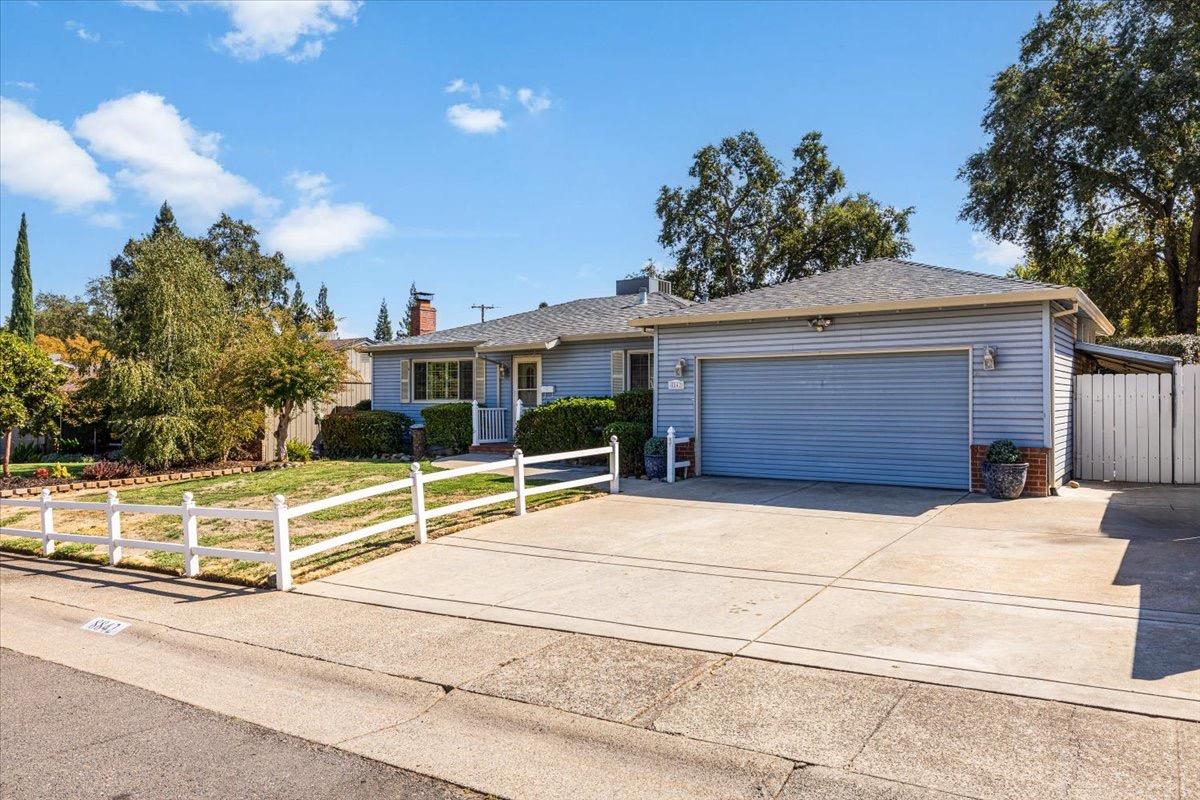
[{"left": 699, "top": 352, "right": 969, "bottom": 489}]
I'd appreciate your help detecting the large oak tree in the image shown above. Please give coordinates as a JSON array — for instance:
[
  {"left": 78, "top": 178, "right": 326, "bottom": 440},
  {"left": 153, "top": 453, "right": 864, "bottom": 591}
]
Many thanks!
[{"left": 961, "top": 0, "right": 1200, "bottom": 333}]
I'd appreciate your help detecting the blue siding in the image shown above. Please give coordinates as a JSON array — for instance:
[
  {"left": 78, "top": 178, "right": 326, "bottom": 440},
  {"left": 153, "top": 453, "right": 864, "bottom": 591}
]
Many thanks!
[
  {"left": 700, "top": 352, "right": 969, "bottom": 488},
  {"left": 656, "top": 303, "right": 1049, "bottom": 448},
  {"left": 371, "top": 349, "right": 476, "bottom": 423},
  {"left": 1052, "top": 307, "right": 1077, "bottom": 484},
  {"left": 540, "top": 337, "right": 651, "bottom": 401}
]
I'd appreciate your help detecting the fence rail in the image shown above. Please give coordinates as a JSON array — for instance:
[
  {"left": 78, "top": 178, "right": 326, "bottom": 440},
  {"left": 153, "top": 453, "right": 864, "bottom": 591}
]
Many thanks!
[
  {"left": 666, "top": 426, "right": 692, "bottom": 483},
  {"left": 0, "top": 437, "right": 621, "bottom": 591}
]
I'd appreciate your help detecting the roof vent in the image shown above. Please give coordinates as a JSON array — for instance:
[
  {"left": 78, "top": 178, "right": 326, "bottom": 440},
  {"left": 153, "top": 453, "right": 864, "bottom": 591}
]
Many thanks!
[
  {"left": 616, "top": 276, "right": 674, "bottom": 297},
  {"left": 638, "top": 289, "right": 649, "bottom": 305}
]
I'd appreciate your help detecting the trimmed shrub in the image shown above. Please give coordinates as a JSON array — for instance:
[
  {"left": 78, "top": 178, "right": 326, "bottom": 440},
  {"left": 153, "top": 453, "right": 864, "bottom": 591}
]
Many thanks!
[
  {"left": 286, "top": 439, "right": 313, "bottom": 462},
  {"left": 985, "top": 439, "right": 1022, "bottom": 464},
  {"left": 421, "top": 403, "right": 473, "bottom": 453},
  {"left": 353, "top": 399, "right": 372, "bottom": 410},
  {"left": 81, "top": 460, "right": 140, "bottom": 480},
  {"left": 614, "top": 389, "right": 653, "bottom": 424},
  {"left": 603, "top": 421, "right": 651, "bottom": 476},
  {"left": 1101, "top": 334, "right": 1199, "bottom": 365},
  {"left": 515, "top": 397, "right": 619, "bottom": 455},
  {"left": 321, "top": 410, "right": 412, "bottom": 457}
]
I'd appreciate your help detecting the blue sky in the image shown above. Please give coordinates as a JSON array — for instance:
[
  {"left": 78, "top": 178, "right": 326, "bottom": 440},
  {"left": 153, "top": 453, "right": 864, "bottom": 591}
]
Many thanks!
[{"left": 1, "top": 0, "right": 1045, "bottom": 335}]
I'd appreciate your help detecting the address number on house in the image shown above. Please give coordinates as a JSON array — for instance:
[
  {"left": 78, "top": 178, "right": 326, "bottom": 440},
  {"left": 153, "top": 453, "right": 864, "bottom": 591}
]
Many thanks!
[{"left": 667, "top": 379, "right": 685, "bottom": 390}]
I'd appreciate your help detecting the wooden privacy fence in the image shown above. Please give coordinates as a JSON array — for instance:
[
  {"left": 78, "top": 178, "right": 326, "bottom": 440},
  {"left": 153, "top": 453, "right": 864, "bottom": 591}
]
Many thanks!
[
  {"left": 0, "top": 438, "right": 621, "bottom": 590},
  {"left": 1075, "top": 365, "right": 1198, "bottom": 484}
]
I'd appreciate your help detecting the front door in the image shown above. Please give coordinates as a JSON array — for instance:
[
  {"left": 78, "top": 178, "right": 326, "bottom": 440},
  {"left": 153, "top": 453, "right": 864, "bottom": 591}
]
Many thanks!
[{"left": 513, "top": 357, "right": 541, "bottom": 432}]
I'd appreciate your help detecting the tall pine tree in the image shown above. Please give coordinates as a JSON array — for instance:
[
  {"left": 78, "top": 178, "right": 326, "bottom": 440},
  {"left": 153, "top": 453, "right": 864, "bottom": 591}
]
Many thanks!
[
  {"left": 373, "top": 299, "right": 392, "bottom": 342},
  {"left": 287, "top": 283, "right": 311, "bottom": 325},
  {"left": 314, "top": 283, "right": 337, "bottom": 333},
  {"left": 403, "top": 282, "right": 418, "bottom": 337},
  {"left": 6, "top": 214, "right": 33, "bottom": 343}
]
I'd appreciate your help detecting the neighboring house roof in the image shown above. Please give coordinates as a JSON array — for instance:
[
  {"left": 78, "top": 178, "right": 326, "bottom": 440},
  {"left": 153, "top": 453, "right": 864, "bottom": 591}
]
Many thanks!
[
  {"left": 327, "top": 336, "right": 375, "bottom": 350},
  {"left": 366, "top": 292, "right": 693, "bottom": 353},
  {"left": 629, "top": 258, "right": 1114, "bottom": 335}
]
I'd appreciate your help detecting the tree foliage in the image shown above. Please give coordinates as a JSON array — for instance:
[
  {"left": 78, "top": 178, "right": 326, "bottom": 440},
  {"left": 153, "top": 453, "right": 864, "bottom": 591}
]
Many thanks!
[
  {"left": 960, "top": 0, "right": 1200, "bottom": 333},
  {"left": 403, "top": 282, "right": 417, "bottom": 337},
  {"left": 7, "top": 214, "right": 34, "bottom": 343},
  {"left": 374, "top": 299, "right": 393, "bottom": 342},
  {"left": 314, "top": 282, "right": 337, "bottom": 333},
  {"left": 34, "top": 283, "right": 113, "bottom": 343},
  {"left": 656, "top": 131, "right": 914, "bottom": 299},
  {"left": 204, "top": 214, "right": 294, "bottom": 316},
  {"left": 0, "top": 330, "right": 67, "bottom": 475}
]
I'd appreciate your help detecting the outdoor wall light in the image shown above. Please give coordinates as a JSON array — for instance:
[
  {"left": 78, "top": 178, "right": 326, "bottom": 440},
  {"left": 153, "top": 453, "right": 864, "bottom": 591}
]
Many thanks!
[
  {"left": 674, "top": 358, "right": 686, "bottom": 377},
  {"left": 982, "top": 346, "right": 998, "bottom": 371},
  {"left": 808, "top": 316, "right": 834, "bottom": 332}
]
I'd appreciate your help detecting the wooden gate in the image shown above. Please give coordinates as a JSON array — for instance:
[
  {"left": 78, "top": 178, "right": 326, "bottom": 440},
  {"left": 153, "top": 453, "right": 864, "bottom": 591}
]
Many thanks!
[{"left": 1075, "top": 365, "right": 1198, "bottom": 484}]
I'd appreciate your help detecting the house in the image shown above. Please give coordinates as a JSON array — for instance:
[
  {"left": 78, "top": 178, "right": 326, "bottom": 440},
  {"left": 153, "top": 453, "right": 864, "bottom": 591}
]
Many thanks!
[
  {"left": 261, "top": 336, "right": 375, "bottom": 459},
  {"left": 366, "top": 279, "right": 691, "bottom": 448},
  {"left": 630, "top": 258, "right": 1114, "bottom": 496}
]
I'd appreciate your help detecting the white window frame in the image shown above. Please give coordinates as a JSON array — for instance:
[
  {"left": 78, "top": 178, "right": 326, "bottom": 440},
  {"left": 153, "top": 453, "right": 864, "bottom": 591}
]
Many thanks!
[
  {"left": 627, "top": 350, "right": 654, "bottom": 391},
  {"left": 411, "top": 357, "right": 475, "bottom": 404}
]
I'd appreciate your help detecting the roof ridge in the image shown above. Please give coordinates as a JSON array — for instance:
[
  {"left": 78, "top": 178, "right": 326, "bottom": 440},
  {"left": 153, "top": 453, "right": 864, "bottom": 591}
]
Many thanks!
[{"left": 883, "top": 257, "right": 1063, "bottom": 289}]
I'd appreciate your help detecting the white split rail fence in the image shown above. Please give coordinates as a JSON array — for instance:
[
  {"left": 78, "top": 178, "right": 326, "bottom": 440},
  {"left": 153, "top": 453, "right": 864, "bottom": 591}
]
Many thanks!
[
  {"left": 665, "top": 426, "right": 692, "bottom": 483},
  {"left": 0, "top": 437, "right": 621, "bottom": 591}
]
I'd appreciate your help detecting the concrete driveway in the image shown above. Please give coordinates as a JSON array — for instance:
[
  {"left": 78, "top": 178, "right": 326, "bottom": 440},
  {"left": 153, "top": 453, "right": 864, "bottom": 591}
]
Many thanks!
[{"left": 300, "top": 477, "right": 1200, "bottom": 720}]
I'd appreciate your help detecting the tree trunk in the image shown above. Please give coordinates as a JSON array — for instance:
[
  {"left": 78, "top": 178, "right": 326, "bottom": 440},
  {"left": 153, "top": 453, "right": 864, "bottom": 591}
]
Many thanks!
[
  {"left": 274, "top": 402, "right": 294, "bottom": 463},
  {"left": 2, "top": 430, "right": 10, "bottom": 478},
  {"left": 1166, "top": 199, "right": 1200, "bottom": 335}
]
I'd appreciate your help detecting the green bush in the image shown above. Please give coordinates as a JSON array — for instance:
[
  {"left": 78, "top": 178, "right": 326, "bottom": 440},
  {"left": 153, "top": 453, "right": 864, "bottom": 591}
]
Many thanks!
[
  {"left": 320, "top": 410, "right": 412, "bottom": 457},
  {"left": 353, "top": 399, "right": 371, "bottom": 410},
  {"left": 603, "top": 421, "right": 651, "bottom": 476},
  {"left": 644, "top": 436, "right": 667, "bottom": 456},
  {"left": 286, "top": 439, "right": 313, "bottom": 462},
  {"left": 515, "top": 397, "right": 619, "bottom": 455},
  {"left": 1101, "top": 334, "right": 1199, "bottom": 364},
  {"left": 985, "top": 439, "right": 1023, "bottom": 464},
  {"left": 421, "top": 402, "right": 473, "bottom": 453},
  {"left": 614, "top": 389, "right": 653, "bottom": 424},
  {"left": 10, "top": 442, "right": 42, "bottom": 463}
]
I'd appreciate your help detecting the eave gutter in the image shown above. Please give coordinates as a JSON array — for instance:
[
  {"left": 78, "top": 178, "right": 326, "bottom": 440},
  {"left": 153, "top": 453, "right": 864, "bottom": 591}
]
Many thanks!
[
  {"left": 628, "top": 288, "right": 1116, "bottom": 335},
  {"left": 363, "top": 340, "right": 485, "bottom": 353}
]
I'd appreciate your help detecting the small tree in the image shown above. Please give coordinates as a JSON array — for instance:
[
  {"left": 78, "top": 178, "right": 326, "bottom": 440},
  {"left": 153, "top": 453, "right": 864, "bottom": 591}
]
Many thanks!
[
  {"left": 373, "top": 299, "right": 392, "bottom": 342},
  {"left": 7, "top": 214, "right": 34, "bottom": 343},
  {"left": 241, "top": 315, "right": 350, "bottom": 462},
  {"left": 403, "top": 282, "right": 418, "bottom": 337},
  {"left": 0, "top": 331, "right": 67, "bottom": 475},
  {"left": 314, "top": 283, "right": 337, "bottom": 333}
]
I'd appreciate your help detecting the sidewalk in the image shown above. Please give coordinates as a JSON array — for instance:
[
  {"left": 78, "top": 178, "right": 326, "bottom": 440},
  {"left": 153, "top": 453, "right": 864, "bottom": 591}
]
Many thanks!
[{"left": 2, "top": 554, "right": 1195, "bottom": 800}]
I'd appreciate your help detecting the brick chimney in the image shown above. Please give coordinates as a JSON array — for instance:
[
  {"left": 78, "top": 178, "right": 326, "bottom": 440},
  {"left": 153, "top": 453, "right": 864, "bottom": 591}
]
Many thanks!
[{"left": 409, "top": 292, "right": 436, "bottom": 336}]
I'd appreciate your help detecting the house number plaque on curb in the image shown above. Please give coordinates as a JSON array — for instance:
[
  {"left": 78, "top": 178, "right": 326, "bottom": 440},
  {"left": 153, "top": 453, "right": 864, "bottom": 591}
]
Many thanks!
[{"left": 81, "top": 617, "right": 130, "bottom": 636}]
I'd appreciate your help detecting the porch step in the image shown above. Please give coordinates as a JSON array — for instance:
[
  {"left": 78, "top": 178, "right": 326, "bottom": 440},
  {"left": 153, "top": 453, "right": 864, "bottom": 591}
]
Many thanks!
[{"left": 470, "top": 442, "right": 516, "bottom": 455}]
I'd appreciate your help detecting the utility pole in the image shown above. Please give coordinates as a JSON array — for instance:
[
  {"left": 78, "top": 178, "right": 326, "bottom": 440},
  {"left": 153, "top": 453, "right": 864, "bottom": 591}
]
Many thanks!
[{"left": 471, "top": 303, "right": 496, "bottom": 322}]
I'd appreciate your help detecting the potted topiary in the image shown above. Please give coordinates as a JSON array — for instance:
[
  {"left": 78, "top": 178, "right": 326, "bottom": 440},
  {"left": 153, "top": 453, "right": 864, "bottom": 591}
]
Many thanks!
[
  {"left": 643, "top": 436, "right": 667, "bottom": 480},
  {"left": 981, "top": 439, "right": 1027, "bottom": 499}
]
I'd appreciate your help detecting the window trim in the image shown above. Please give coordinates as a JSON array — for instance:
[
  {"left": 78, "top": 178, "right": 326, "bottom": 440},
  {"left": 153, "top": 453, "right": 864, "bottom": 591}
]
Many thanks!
[
  {"left": 627, "top": 350, "right": 654, "bottom": 391},
  {"left": 411, "top": 357, "right": 475, "bottom": 403}
]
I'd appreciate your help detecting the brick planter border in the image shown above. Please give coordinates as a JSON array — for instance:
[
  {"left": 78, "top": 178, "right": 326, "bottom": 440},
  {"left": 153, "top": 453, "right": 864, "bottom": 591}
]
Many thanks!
[{"left": 0, "top": 464, "right": 268, "bottom": 498}]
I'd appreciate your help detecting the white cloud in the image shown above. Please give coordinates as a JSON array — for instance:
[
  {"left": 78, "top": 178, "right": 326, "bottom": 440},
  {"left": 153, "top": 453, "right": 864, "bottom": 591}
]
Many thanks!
[
  {"left": 213, "top": 0, "right": 361, "bottom": 62},
  {"left": 970, "top": 232, "right": 1026, "bottom": 269},
  {"left": 66, "top": 20, "right": 101, "bottom": 43},
  {"left": 446, "top": 103, "right": 505, "bottom": 134},
  {"left": 7, "top": 81, "right": 38, "bottom": 92},
  {"left": 444, "top": 78, "right": 481, "bottom": 99},
  {"left": 87, "top": 211, "right": 126, "bottom": 228},
  {"left": 286, "top": 170, "right": 331, "bottom": 202},
  {"left": 120, "top": 0, "right": 162, "bottom": 9},
  {"left": 516, "top": 87, "right": 550, "bottom": 114},
  {"left": 266, "top": 200, "right": 389, "bottom": 262},
  {"left": 73, "top": 92, "right": 269, "bottom": 224},
  {"left": 0, "top": 97, "right": 113, "bottom": 211}
]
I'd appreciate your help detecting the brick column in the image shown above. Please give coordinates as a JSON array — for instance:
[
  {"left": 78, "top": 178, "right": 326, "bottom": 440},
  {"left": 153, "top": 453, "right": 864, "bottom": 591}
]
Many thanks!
[{"left": 971, "top": 445, "right": 1051, "bottom": 497}]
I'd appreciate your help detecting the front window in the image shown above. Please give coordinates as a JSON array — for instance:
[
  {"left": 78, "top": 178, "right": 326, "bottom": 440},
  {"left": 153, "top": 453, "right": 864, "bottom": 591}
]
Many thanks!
[
  {"left": 414, "top": 360, "right": 474, "bottom": 401},
  {"left": 629, "top": 352, "right": 653, "bottom": 390}
]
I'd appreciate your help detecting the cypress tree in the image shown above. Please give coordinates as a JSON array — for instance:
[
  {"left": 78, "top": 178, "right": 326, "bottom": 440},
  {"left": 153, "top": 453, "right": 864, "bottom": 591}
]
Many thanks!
[
  {"left": 403, "top": 282, "right": 418, "bottom": 337},
  {"left": 287, "top": 283, "right": 310, "bottom": 325},
  {"left": 373, "top": 299, "right": 392, "bottom": 342},
  {"left": 151, "top": 201, "right": 181, "bottom": 238},
  {"left": 7, "top": 214, "right": 34, "bottom": 343},
  {"left": 315, "top": 283, "right": 336, "bottom": 333}
]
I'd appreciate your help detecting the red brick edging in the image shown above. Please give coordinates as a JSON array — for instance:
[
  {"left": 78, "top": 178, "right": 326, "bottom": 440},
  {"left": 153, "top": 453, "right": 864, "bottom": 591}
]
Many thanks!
[{"left": 0, "top": 465, "right": 261, "bottom": 499}]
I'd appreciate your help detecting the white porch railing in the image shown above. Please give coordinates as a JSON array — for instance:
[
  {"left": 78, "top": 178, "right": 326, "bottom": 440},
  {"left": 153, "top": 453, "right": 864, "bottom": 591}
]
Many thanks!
[
  {"left": 471, "top": 401, "right": 509, "bottom": 445},
  {"left": 666, "top": 426, "right": 692, "bottom": 483},
  {"left": 0, "top": 437, "right": 621, "bottom": 592}
]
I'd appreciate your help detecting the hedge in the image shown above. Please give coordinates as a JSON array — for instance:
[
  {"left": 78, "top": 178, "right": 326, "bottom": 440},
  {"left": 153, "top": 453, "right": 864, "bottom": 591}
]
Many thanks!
[
  {"left": 515, "top": 397, "right": 619, "bottom": 455},
  {"left": 421, "top": 402, "right": 473, "bottom": 452},
  {"left": 320, "top": 410, "right": 412, "bottom": 457},
  {"left": 614, "top": 389, "right": 652, "bottom": 425},
  {"left": 603, "top": 421, "right": 650, "bottom": 476},
  {"left": 1101, "top": 334, "right": 1199, "bottom": 365}
]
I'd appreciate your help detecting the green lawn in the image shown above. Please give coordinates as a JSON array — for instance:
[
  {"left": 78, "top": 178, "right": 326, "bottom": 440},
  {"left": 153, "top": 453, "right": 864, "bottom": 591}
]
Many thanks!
[
  {"left": 3, "top": 462, "right": 89, "bottom": 478},
  {"left": 0, "top": 458, "right": 599, "bottom": 587}
]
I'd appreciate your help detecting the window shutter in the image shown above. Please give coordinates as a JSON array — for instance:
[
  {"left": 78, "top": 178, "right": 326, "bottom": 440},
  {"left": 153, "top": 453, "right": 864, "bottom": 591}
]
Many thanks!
[
  {"left": 474, "top": 358, "right": 486, "bottom": 402},
  {"left": 610, "top": 350, "right": 625, "bottom": 396},
  {"left": 400, "top": 359, "right": 411, "bottom": 403}
]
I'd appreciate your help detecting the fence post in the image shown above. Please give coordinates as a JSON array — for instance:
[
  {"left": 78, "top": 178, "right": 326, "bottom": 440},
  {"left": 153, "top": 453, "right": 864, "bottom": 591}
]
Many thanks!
[
  {"left": 272, "top": 494, "right": 292, "bottom": 591},
  {"left": 411, "top": 462, "right": 427, "bottom": 543},
  {"left": 39, "top": 488, "right": 55, "bottom": 556},
  {"left": 471, "top": 400, "right": 480, "bottom": 446},
  {"left": 513, "top": 448, "right": 527, "bottom": 515},
  {"left": 609, "top": 435, "right": 620, "bottom": 494},
  {"left": 666, "top": 426, "right": 676, "bottom": 484},
  {"left": 106, "top": 489, "right": 122, "bottom": 565},
  {"left": 181, "top": 491, "right": 199, "bottom": 577}
]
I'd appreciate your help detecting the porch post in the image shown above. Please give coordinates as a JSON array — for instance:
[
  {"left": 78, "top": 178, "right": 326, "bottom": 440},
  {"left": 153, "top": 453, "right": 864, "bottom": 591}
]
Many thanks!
[{"left": 471, "top": 400, "right": 480, "bottom": 446}]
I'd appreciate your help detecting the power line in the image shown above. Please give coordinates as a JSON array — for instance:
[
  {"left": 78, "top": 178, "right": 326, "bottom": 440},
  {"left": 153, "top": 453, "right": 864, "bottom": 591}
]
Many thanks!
[{"left": 471, "top": 303, "right": 497, "bottom": 322}]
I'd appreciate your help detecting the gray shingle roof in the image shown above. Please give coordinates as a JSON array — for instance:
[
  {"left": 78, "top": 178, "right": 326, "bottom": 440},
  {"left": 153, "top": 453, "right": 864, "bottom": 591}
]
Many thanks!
[
  {"left": 368, "top": 292, "right": 692, "bottom": 351},
  {"left": 637, "top": 259, "right": 1066, "bottom": 320}
]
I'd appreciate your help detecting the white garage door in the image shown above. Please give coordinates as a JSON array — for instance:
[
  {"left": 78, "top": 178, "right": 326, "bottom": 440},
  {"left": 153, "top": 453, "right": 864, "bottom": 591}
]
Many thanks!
[{"left": 699, "top": 351, "right": 969, "bottom": 489}]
